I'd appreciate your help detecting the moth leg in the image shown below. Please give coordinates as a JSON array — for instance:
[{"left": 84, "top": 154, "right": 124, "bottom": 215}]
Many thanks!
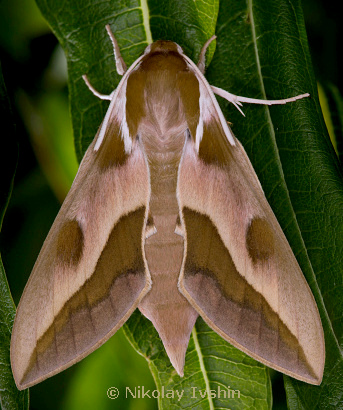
[
  {"left": 197, "top": 35, "right": 217, "bottom": 74},
  {"left": 82, "top": 75, "right": 114, "bottom": 100},
  {"left": 105, "top": 24, "right": 127, "bottom": 75},
  {"left": 211, "top": 85, "right": 309, "bottom": 115}
]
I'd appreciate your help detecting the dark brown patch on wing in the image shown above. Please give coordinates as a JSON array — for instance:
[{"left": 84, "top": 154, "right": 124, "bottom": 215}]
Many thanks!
[
  {"left": 146, "top": 213, "right": 154, "bottom": 229},
  {"left": 182, "top": 207, "right": 317, "bottom": 382},
  {"left": 246, "top": 217, "right": 275, "bottom": 263},
  {"left": 96, "top": 120, "right": 129, "bottom": 170},
  {"left": 199, "top": 117, "right": 233, "bottom": 166},
  {"left": 56, "top": 220, "right": 84, "bottom": 267},
  {"left": 178, "top": 71, "right": 200, "bottom": 140},
  {"left": 20, "top": 207, "right": 147, "bottom": 387},
  {"left": 126, "top": 69, "right": 146, "bottom": 138}
]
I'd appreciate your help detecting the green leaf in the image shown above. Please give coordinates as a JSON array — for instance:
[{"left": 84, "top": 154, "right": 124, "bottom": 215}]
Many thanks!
[
  {"left": 31, "top": 0, "right": 343, "bottom": 408},
  {"left": 0, "top": 63, "right": 29, "bottom": 409}
]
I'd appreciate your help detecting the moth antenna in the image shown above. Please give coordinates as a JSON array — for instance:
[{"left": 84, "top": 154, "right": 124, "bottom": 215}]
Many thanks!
[
  {"left": 82, "top": 75, "right": 114, "bottom": 100},
  {"left": 197, "top": 35, "right": 217, "bottom": 74},
  {"left": 105, "top": 24, "right": 127, "bottom": 75},
  {"left": 211, "top": 85, "right": 310, "bottom": 106}
]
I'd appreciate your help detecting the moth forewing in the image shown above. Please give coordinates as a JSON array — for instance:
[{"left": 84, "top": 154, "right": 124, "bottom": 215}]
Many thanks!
[
  {"left": 11, "top": 25, "right": 324, "bottom": 390},
  {"left": 178, "top": 36, "right": 324, "bottom": 385},
  {"left": 178, "top": 135, "right": 325, "bottom": 384},
  {"left": 10, "top": 42, "right": 152, "bottom": 390}
]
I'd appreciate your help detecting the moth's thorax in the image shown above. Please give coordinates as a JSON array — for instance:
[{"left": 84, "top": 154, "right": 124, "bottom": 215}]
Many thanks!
[
  {"left": 126, "top": 48, "right": 200, "bottom": 167},
  {"left": 125, "top": 47, "right": 201, "bottom": 224}
]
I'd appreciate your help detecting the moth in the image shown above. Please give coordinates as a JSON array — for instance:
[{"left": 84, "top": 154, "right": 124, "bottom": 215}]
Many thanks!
[{"left": 11, "top": 25, "right": 325, "bottom": 390}]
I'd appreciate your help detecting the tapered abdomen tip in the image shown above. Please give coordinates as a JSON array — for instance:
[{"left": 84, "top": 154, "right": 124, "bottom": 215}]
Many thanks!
[{"left": 164, "top": 343, "right": 187, "bottom": 377}]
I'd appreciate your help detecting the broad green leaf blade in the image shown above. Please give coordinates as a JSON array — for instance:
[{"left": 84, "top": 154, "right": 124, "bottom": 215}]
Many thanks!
[
  {"left": 0, "top": 63, "right": 29, "bottom": 410},
  {"left": 206, "top": 0, "right": 342, "bottom": 408},
  {"left": 149, "top": 0, "right": 218, "bottom": 62}
]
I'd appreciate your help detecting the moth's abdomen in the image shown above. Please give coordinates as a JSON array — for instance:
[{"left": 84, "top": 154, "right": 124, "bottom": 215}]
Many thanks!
[
  {"left": 138, "top": 122, "right": 197, "bottom": 376},
  {"left": 132, "top": 47, "right": 201, "bottom": 376}
]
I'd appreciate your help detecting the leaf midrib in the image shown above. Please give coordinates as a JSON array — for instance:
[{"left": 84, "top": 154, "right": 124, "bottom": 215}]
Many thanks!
[{"left": 192, "top": 327, "right": 215, "bottom": 410}]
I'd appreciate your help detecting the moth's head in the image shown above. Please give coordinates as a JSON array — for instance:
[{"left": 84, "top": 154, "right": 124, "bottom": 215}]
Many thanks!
[{"left": 144, "top": 40, "right": 184, "bottom": 57}]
